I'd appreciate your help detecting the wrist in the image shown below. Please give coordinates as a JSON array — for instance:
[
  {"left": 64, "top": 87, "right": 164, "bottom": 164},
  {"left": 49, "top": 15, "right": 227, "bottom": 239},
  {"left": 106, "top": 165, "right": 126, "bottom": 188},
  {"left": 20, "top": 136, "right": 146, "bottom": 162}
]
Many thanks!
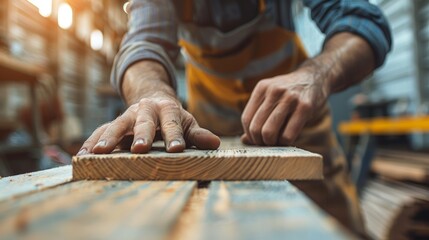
[
  {"left": 122, "top": 60, "right": 176, "bottom": 105},
  {"left": 296, "top": 57, "right": 334, "bottom": 98}
]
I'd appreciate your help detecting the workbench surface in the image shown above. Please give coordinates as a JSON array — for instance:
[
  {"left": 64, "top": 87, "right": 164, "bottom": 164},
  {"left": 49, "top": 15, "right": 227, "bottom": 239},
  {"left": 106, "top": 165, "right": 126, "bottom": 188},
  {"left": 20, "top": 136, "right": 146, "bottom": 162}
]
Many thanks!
[{"left": 0, "top": 164, "right": 354, "bottom": 240}]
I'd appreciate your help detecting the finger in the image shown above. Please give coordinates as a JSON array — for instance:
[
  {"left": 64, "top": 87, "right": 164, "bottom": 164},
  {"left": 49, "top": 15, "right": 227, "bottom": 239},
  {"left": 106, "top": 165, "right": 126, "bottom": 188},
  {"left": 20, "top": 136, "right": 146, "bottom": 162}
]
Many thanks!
[
  {"left": 77, "top": 124, "right": 109, "bottom": 155},
  {"left": 92, "top": 112, "right": 135, "bottom": 154},
  {"left": 261, "top": 97, "right": 296, "bottom": 145},
  {"left": 183, "top": 115, "right": 220, "bottom": 149},
  {"left": 131, "top": 104, "right": 158, "bottom": 153},
  {"left": 248, "top": 95, "right": 279, "bottom": 145},
  {"left": 278, "top": 103, "right": 311, "bottom": 145},
  {"left": 158, "top": 103, "right": 186, "bottom": 153},
  {"left": 241, "top": 81, "right": 267, "bottom": 144},
  {"left": 188, "top": 127, "right": 220, "bottom": 150},
  {"left": 240, "top": 133, "right": 252, "bottom": 145}
]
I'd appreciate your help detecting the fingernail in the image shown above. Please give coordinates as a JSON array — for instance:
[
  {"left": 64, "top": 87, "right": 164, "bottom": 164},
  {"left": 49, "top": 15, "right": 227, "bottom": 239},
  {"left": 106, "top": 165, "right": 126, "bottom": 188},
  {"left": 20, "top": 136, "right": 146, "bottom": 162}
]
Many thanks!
[
  {"left": 77, "top": 148, "right": 87, "bottom": 156},
  {"left": 95, "top": 140, "right": 107, "bottom": 148},
  {"left": 169, "top": 140, "right": 181, "bottom": 148},
  {"left": 134, "top": 138, "right": 146, "bottom": 146}
]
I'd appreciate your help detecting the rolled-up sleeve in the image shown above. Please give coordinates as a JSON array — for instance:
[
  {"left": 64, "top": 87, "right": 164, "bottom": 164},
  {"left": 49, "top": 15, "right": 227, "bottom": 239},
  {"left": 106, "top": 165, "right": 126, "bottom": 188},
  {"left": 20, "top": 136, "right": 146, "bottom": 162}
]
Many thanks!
[
  {"left": 111, "top": 0, "right": 180, "bottom": 95},
  {"left": 304, "top": 0, "right": 392, "bottom": 68}
]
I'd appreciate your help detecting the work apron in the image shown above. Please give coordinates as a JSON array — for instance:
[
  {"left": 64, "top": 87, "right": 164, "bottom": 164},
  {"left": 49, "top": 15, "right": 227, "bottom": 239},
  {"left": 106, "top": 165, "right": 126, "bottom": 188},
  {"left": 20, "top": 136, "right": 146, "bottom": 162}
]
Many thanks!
[{"left": 177, "top": 0, "right": 366, "bottom": 236}]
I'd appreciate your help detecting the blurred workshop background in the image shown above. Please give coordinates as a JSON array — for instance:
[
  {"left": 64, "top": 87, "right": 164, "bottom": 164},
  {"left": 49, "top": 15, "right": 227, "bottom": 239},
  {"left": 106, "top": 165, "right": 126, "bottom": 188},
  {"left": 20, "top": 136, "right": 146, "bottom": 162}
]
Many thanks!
[{"left": 0, "top": 1, "right": 428, "bottom": 239}]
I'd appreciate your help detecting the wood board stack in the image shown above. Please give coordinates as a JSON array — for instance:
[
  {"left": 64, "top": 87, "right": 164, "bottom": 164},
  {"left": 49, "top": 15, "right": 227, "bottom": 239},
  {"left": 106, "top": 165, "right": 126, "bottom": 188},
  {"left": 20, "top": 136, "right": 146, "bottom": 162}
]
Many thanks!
[
  {"left": 361, "top": 178, "right": 429, "bottom": 240},
  {"left": 371, "top": 149, "right": 429, "bottom": 183}
]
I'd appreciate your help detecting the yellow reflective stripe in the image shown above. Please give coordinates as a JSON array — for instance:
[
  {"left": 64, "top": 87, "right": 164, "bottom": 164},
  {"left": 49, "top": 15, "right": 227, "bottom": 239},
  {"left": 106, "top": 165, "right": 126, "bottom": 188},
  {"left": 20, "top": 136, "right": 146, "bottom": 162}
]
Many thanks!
[
  {"left": 186, "top": 61, "right": 250, "bottom": 108},
  {"left": 339, "top": 116, "right": 429, "bottom": 135},
  {"left": 183, "top": 41, "right": 294, "bottom": 80}
]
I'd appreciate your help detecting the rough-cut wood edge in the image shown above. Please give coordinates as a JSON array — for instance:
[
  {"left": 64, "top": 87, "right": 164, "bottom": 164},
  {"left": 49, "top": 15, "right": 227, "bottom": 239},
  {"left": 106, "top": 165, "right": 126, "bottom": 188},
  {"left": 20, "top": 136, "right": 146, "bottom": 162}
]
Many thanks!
[
  {"left": 72, "top": 147, "right": 323, "bottom": 181},
  {"left": 0, "top": 166, "right": 72, "bottom": 202}
]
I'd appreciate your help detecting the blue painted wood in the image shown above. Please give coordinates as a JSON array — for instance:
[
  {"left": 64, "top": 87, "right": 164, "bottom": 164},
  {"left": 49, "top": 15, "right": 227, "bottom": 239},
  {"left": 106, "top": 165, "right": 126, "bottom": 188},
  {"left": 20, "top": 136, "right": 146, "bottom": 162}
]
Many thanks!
[{"left": 200, "top": 181, "right": 353, "bottom": 240}]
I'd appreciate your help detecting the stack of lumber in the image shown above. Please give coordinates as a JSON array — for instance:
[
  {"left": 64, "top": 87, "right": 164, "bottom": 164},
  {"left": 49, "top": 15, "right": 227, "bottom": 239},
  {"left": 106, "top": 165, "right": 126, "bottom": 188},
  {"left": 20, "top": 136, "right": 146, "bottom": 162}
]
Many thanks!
[
  {"left": 371, "top": 149, "right": 429, "bottom": 183},
  {"left": 361, "top": 178, "right": 429, "bottom": 240}
]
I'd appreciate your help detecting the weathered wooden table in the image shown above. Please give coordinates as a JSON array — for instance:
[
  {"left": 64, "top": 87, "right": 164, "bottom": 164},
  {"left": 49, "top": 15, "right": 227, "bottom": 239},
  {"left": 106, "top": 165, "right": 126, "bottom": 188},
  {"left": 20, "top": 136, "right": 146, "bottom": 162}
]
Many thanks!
[
  {"left": 0, "top": 167, "right": 355, "bottom": 240},
  {"left": 0, "top": 140, "right": 354, "bottom": 240}
]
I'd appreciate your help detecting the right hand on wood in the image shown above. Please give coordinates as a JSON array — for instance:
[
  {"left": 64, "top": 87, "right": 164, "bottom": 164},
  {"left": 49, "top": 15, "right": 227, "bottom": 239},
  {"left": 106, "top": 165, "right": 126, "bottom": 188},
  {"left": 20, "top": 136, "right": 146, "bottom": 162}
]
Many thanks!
[{"left": 77, "top": 93, "right": 220, "bottom": 155}]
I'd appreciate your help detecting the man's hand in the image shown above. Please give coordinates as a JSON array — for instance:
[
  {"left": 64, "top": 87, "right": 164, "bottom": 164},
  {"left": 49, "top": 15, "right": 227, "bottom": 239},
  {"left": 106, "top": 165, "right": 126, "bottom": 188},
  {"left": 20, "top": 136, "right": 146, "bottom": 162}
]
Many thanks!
[
  {"left": 241, "top": 32, "right": 376, "bottom": 146},
  {"left": 77, "top": 61, "right": 220, "bottom": 155},
  {"left": 241, "top": 70, "right": 328, "bottom": 146}
]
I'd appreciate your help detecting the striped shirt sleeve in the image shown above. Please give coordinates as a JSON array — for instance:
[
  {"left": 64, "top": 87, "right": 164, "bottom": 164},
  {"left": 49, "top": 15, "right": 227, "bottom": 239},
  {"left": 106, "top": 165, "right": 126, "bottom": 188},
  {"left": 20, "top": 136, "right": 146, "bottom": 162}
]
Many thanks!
[
  {"left": 110, "top": 0, "right": 180, "bottom": 96},
  {"left": 303, "top": 0, "right": 392, "bottom": 68}
]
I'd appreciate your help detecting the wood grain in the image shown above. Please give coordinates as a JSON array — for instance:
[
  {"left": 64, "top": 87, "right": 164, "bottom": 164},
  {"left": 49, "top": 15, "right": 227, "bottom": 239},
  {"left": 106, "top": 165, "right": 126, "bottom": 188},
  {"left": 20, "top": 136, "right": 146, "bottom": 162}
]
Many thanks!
[
  {"left": 72, "top": 145, "right": 323, "bottom": 181},
  {"left": 0, "top": 166, "right": 72, "bottom": 201},
  {"left": 372, "top": 149, "right": 429, "bottom": 183},
  {"left": 193, "top": 181, "right": 353, "bottom": 240},
  {"left": 0, "top": 180, "right": 195, "bottom": 240},
  {"left": 361, "top": 178, "right": 429, "bottom": 240},
  {"left": 73, "top": 138, "right": 323, "bottom": 181}
]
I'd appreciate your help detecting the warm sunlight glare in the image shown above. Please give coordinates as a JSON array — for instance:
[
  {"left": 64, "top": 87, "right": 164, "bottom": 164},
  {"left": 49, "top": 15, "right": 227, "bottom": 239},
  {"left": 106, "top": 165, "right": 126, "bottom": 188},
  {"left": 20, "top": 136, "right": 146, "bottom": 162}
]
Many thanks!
[
  {"left": 90, "top": 30, "right": 103, "bottom": 51},
  {"left": 58, "top": 3, "right": 73, "bottom": 29},
  {"left": 27, "top": 0, "right": 53, "bottom": 17}
]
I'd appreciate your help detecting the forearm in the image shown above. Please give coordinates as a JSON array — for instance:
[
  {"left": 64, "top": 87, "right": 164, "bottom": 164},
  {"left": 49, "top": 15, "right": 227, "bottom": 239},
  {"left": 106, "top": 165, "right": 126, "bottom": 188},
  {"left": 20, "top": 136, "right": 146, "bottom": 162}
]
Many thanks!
[
  {"left": 298, "top": 32, "right": 376, "bottom": 95},
  {"left": 122, "top": 60, "right": 177, "bottom": 106}
]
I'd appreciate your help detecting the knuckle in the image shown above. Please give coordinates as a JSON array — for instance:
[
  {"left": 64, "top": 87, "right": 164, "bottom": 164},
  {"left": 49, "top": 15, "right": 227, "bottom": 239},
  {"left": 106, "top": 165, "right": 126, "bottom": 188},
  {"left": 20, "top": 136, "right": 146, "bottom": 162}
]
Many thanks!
[
  {"left": 162, "top": 120, "right": 181, "bottom": 130},
  {"left": 158, "top": 99, "right": 179, "bottom": 109},
  {"left": 288, "top": 92, "right": 299, "bottom": 100},
  {"left": 299, "top": 101, "right": 312, "bottom": 111},
  {"left": 249, "top": 125, "right": 260, "bottom": 137},
  {"left": 261, "top": 124, "right": 277, "bottom": 144},
  {"left": 112, "top": 118, "right": 130, "bottom": 131},
  {"left": 283, "top": 94, "right": 298, "bottom": 105},
  {"left": 256, "top": 81, "right": 268, "bottom": 91},
  {"left": 128, "top": 104, "right": 139, "bottom": 112},
  {"left": 135, "top": 119, "right": 156, "bottom": 128},
  {"left": 261, "top": 127, "right": 275, "bottom": 140},
  {"left": 138, "top": 98, "right": 152, "bottom": 107},
  {"left": 96, "top": 123, "right": 110, "bottom": 131},
  {"left": 241, "top": 115, "right": 251, "bottom": 126},
  {"left": 164, "top": 128, "right": 183, "bottom": 139},
  {"left": 269, "top": 86, "right": 283, "bottom": 96}
]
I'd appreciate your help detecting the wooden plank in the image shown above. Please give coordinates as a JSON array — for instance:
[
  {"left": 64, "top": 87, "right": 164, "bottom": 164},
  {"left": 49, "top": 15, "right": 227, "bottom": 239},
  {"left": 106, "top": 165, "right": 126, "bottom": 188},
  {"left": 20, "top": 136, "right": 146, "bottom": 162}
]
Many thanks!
[
  {"left": 371, "top": 150, "right": 429, "bottom": 183},
  {"left": 192, "top": 181, "right": 353, "bottom": 240},
  {"left": 0, "top": 166, "right": 72, "bottom": 202},
  {"left": 72, "top": 145, "right": 323, "bottom": 181},
  {"left": 372, "top": 157, "right": 429, "bottom": 182},
  {"left": 0, "top": 180, "right": 195, "bottom": 240}
]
